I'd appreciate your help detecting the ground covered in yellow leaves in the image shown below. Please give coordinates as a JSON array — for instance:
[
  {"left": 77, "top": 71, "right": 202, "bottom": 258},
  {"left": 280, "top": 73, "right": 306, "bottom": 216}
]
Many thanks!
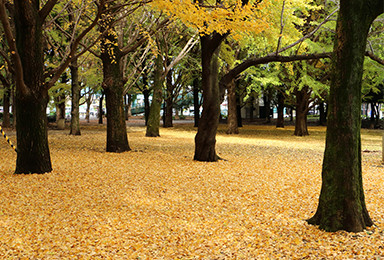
[{"left": 0, "top": 122, "right": 383, "bottom": 259}]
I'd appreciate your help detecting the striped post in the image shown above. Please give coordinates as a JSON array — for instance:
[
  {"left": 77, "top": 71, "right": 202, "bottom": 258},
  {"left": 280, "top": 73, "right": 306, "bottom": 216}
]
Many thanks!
[{"left": 0, "top": 126, "right": 17, "bottom": 152}]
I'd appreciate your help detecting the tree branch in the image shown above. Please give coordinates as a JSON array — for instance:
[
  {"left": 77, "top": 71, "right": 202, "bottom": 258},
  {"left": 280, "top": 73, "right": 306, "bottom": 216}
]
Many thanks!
[
  {"left": 45, "top": 0, "right": 106, "bottom": 89},
  {"left": 39, "top": 0, "right": 59, "bottom": 21},
  {"left": 0, "top": 0, "right": 29, "bottom": 95}
]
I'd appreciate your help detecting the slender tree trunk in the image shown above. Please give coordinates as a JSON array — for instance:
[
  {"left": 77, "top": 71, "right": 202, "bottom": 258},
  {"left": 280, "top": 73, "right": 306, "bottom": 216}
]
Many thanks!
[
  {"left": 70, "top": 59, "right": 81, "bottom": 135},
  {"left": 2, "top": 85, "right": 11, "bottom": 128},
  {"left": 98, "top": 92, "right": 104, "bottom": 124},
  {"left": 294, "top": 87, "right": 310, "bottom": 136},
  {"left": 85, "top": 98, "right": 91, "bottom": 123},
  {"left": 142, "top": 74, "right": 150, "bottom": 126},
  {"left": 236, "top": 87, "right": 243, "bottom": 127},
  {"left": 146, "top": 54, "right": 163, "bottom": 137},
  {"left": 101, "top": 27, "right": 130, "bottom": 152},
  {"left": 226, "top": 79, "right": 238, "bottom": 134},
  {"left": 263, "top": 93, "right": 271, "bottom": 123},
  {"left": 164, "top": 69, "right": 174, "bottom": 128},
  {"left": 307, "top": 0, "right": 382, "bottom": 232},
  {"left": 14, "top": 0, "right": 52, "bottom": 173},
  {"left": 194, "top": 33, "right": 226, "bottom": 161},
  {"left": 276, "top": 92, "right": 285, "bottom": 128},
  {"left": 318, "top": 102, "right": 327, "bottom": 126},
  {"left": 193, "top": 78, "right": 200, "bottom": 127}
]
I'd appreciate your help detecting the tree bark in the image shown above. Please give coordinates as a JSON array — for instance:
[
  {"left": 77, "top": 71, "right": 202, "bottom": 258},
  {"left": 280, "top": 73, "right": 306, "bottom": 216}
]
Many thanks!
[
  {"left": 2, "top": 83, "right": 11, "bottom": 128},
  {"left": 146, "top": 54, "right": 163, "bottom": 137},
  {"left": 194, "top": 33, "right": 226, "bottom": 161},
  {"left": 70, "top": 59, "right": 81, "bottom": 135},
  {"left": 163, "top": 69, "right": 174, "bottom": 128},
  {"left": 226, "top": 79, "right": 238, "bottom": 134},
  {"left": 13, "top": 0, "right": 52, "bottom": 174},
  {"left": 307, "top": 0, "right": 383, "bottom": 232},
  {"left": 142, "top": 74, "right": 150, "bottom": 126},
  {"left": 101, "top": 26, "right": 130, "bottom": 152},
  {"left": 318, "top": 102, "right": 327, "bottom": 126},
  {"left": 193, "top": 78, "right": 200, "bottom": 127},
  {"left": 294, "top": 86, "right": 310, "bottom": 136},
  {"left": 276, "top": 91, "right": 284, "bottom": 128},
  {"left": 98, "top": 91, "right": 104, "bottom": 124}
]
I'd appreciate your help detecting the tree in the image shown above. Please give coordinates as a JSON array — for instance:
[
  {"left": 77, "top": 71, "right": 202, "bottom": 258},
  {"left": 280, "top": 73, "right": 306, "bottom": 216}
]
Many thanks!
[
  {"left": 152, "top": 0, "right": 269, "bottom": 161},
  {"left": 0, "top": 0, "right": 104, "bottom": 173},
  {"left": 307, "top": 0, "right": 384, "bottom": 232}
]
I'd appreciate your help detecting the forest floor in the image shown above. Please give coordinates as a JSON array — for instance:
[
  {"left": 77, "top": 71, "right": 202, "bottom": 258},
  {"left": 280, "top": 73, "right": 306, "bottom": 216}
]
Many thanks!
[{"left": 0, "top": 121, "right": 383, "bottom": 259}]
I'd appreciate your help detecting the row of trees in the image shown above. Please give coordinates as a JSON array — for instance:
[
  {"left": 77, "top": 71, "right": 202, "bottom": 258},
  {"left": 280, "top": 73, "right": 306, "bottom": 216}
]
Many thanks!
[{"left": 1, "top": 0, "right": 384, "bottom": 232}]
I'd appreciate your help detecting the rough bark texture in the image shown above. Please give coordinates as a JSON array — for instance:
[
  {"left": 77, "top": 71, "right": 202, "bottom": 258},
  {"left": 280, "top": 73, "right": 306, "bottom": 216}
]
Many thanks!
[
  {"left": 14, "top": 0, "right": 52, "bottom": 174},
  {"left": 226, "top": 80, "right": 238, "bottom": 134},
  {"left": 276, "top": 92, "right": 284, "bottom": 128},
  {"left": 101, "top": 26, "right": 130, "bottom": 153},
  {"left": 194, "top": 33, "right": 226, "bottom": 161},
  {"left": 146, "top": 55, "right": 163, "bottom": 137},
  {"left": 69, "top": 59, "right": 81, "bottom": 135},
  {"left": 307, "top": 0, "right": 382, "bottom": 232},
  {"left": 294, "top": 87, "right": 310, "bottom": 136}
]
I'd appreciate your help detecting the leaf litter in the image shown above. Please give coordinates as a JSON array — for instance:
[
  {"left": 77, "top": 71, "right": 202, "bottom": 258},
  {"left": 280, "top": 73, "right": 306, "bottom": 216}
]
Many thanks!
[{"left": 0, "top": 124, "right": 383, "bottom": 259}]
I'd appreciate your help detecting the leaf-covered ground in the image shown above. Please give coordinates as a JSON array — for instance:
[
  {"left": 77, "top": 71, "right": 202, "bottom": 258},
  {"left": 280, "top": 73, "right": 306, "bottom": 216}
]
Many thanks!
[{"left": 0, "top": 121, "right": 383, "bottom": 259}]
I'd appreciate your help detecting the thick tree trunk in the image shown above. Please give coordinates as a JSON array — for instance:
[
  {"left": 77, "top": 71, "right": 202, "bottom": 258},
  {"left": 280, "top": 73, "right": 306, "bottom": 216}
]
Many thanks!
[
  {"left": 226, "top": 79, "right": 238, "bottom": 134},
  {"left": 276, "top": 92, "right": 285, "bottom": 128},
  {"left": 146, "top": 54, "right": 163, "bottom": 137},
  {"left": 101, "top": 27, "right": 130, "bottom": 152},
  {"left": 70, "top": 59, "right": 81, "bottom": 135},
  {"left": 163, "top": 69, "right": 174, "bottom": 128},
  {"left": 193, "top": 78, "right": 200, "bottom": 127},
  {"left": 307, "top": 0, "right": 382, "bottom": 232},
  {"left": 14, "top": 0, "right": 52, "bottom": 173},
  {"left": 194, "top": 33, "right": 226, "bottom": 161},
  {"left": 294, "top": 87, "right": 310, "bottom": 136}
]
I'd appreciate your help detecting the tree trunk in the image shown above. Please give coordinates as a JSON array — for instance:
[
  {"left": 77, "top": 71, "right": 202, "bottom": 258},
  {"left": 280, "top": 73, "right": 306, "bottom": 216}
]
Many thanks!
[
  {"left": 142, "top": 74, "right": 150, "bottom": 126},
  {"left": 70, "top": 59, "right": 81, "bottom": 135},
  {"left": 194, "top": 33, "right": 226, "bottom": 161},
  {"left": 193, "top": 78, "right": 200, "bottom": 127},
  {"left": 294, "top": 87, "right": 310, "bottom": 136},
  {"left": 163, "top": 69, "right": 174, "bottom": 128},
  {"left": 14, "top": 0, "right": 52, "bottom": 174},
  {"left": 263, "top": 93, "right": 271, "bottom": 123},
  {"left": 318, "top": 102, "right": 327, "bottom": 126},
  {"left": 236, "top": 88, "right": 243, "bottom": 127},
  {"left": 101, "top": 27, "right": 130, "bottom": 152},
  {"left": 276, "top": 91, "right": 285, "bottom": 128},
  {"left": 146, "top": 54, "right": 163, "bottom": 137},
  {"left": 226, "top": 79, "right": 238, "bottom": 134},
  {"left": 307, "top": 0, "right": 382, "bottom": 232},
  {"left": 98, "top": 92, "right": 104, "bottom": 124},
  {"left": 2, "top": 84, "right": 11, "bottom": 128}
]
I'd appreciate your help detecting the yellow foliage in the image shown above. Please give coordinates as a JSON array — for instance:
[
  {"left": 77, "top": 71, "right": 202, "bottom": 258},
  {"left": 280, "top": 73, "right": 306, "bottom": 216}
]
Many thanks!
[
  {"left": 0, "top": 123, "right": 383, "bottom": 258},
  {"left": 151, "top": 0, "right": 270, "bottom": 36}
]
